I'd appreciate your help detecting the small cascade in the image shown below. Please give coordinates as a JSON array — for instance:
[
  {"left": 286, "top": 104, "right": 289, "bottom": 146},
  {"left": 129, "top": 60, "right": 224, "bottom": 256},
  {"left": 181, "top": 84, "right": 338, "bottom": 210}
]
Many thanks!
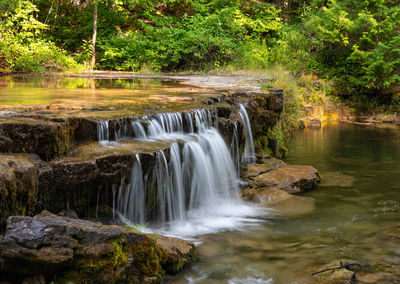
[
  {"left": 239, "top": 104, "right": 256, "bottom": 163},
  {"left": 131, "top": 122, "right": 147, "bottom": 139},
  {"left": 108, "top": 106, "right": 262, "bottom": 234},
  {"left": 116, "top": 121, "right": 129, "bottom": 140},
  {"left": 194, "top": 109, "right": 213, "bottom": 131},
  {"left": 148, "top": 112, "right": 184, "bottom": 138},
  {"left": 169, "top": 142, "right": 185, "bottom": 222},
  {"left": 117, "top": 154, "right": 146, "bottom": 224},
  {"left": 183, "top": 129, "right": 239, "bottom": 211},
  {"left": 230, "top": 122, "right": 240, "bottom": 176},
  {"left": 97, "top": 120, "right": 109, "bottom": 143},
  {"left": 184, "top": 112, "right": 194, "bottom": 133}
]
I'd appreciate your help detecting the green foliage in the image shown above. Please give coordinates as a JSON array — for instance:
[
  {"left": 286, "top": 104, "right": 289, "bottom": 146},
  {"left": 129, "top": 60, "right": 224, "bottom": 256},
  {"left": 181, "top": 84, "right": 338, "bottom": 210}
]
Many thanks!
[
  {"left": 270, "top": 0, "right": 400, "bottom": 103},
  {"left": 0, "top": 0, "right": 398, "bottom": 107},
  {"left": 263, "top": 65, "right": 330, "bottom": 151},
  {"left": 0, "top": 0, "right": 78, "bottom": 72},
  {"left": 97, "top": 1, "right": 281, "bottom": 71}
]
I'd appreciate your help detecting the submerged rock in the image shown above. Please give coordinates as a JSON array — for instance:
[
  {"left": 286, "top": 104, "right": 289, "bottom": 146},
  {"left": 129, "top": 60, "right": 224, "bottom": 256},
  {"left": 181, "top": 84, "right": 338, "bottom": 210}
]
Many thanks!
[
  {"left": 241, "top": 188, "right": 316, "bottom": 216},
  {"left": 0, "top": 211, "right": 195, "bottom": 283}
]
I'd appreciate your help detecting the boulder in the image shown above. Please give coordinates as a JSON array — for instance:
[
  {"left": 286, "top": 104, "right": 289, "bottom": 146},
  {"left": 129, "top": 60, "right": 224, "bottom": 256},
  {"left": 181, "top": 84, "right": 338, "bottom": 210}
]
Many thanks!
[
  {"left": 252, "top": 165, "right": 321, "bottom": 192},
  {"left": 0, "top": 211, "right": 195, "bottom": 283}
]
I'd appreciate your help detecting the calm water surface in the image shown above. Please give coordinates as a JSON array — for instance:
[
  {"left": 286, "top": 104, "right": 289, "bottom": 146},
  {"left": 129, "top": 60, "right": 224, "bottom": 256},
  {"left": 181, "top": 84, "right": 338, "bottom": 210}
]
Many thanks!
[
  {"left": 0, "top": 75, "right": 209, "bottom": 112},
  {"left": 168, "top": 122, "right": 400, "bottom": 284}
]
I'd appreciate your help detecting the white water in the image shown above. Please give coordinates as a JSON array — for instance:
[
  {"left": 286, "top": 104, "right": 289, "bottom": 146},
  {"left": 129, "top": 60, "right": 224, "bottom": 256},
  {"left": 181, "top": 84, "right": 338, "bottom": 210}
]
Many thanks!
[
  {"left": 116, "top": 154, "right": 146, "bottom": 224},
  {"left": 106, "top": 107, "right": 265, "bottom": 237},
  {"left": 97, "top": 120, "right": 109, "bottom": 144},
  {"left": 239, "top": 104, "right": 256, "bottom": 163},
  {"left": 131, "top": 121, "right": 147, "bottom": 138}
]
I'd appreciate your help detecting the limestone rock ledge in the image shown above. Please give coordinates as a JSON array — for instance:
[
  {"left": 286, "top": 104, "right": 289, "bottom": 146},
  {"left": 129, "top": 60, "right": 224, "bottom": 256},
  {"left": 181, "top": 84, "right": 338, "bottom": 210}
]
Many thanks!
[{"left": 0, "top": 211, "right": 195, "bottom": 284}]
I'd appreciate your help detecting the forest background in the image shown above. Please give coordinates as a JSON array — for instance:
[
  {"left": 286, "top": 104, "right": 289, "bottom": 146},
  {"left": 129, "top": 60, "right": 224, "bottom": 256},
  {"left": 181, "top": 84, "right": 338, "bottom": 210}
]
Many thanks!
[{"left": 0, "top": 0, "right": 399, "bottom": 109}]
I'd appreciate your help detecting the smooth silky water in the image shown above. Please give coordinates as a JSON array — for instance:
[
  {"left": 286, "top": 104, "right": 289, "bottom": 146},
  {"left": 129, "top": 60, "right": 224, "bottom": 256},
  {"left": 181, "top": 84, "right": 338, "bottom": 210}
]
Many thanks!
[{"left": 168, "top": 122, "right": 400, "bottom": 284}]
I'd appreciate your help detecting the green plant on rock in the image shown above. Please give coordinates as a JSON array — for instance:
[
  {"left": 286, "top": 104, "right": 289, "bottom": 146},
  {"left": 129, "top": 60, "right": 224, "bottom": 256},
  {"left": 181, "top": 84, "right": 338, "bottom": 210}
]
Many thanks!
[{"left": 121, "top": 217, "right": 148, "bottom": 233}]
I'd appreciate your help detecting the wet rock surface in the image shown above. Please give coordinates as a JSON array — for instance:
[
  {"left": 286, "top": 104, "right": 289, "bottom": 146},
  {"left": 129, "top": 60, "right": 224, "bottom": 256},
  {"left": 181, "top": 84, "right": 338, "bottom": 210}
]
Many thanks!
[
  {"left": 0, "top": 211, "right": 195, "bottom": 283},
  {"left": 252, "top": 164, "right": 321, "bottom": 192},
  {"left": 311, "top": 259, "right": 400, "bottom": 284},
  {"left": 241, "top": 159, "right": 321, "bottom": 193},
  {"left": 240, "top": 158, "right": 321, "bottom": 216},
  {"left": 241, "top": 157, "right": 286, "bottom": 179},
  {"left": 0, "top": 118, "right": 70, "bottom": 160},
  {"left": 0, "top": 154, "right": 40, "bottom": 226}
]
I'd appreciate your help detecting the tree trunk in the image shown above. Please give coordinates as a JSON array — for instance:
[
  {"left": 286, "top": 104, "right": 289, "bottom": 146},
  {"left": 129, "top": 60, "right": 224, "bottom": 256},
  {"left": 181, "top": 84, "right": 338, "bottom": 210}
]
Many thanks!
[{"left": 90, "top": 2, "right": 98, "bottom": 69}]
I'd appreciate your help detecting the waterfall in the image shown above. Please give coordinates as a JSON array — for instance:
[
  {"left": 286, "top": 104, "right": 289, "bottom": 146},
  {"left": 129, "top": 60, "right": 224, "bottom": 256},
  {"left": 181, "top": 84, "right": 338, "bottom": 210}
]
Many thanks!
[
  {"left": 110, "top": 107, "right": 262, "bottom": 234},
  {"left": 230, "top": 122, "right": 240, "bottom": 176},
  {"left": 117, "top": 154, "right": 146, "bottom": 224},
  {"left": 132, "top": 122, "right": 147, "bottom": 139},
  {"left": 97, "top": 120, "right": 109, "bottom": 143},
  {"left": 239, "top": 104, "right": 256, "bottom": 163}
]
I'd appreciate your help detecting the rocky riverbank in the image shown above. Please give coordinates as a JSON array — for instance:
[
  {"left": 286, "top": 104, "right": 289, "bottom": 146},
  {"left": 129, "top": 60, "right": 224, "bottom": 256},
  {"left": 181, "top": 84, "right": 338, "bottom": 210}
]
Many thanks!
[
  {"left": 0, "top": 74, "right": 322, "bottom": 283},
  {"left": 0, "top": 211, "right": 194, "bottom": 283}
]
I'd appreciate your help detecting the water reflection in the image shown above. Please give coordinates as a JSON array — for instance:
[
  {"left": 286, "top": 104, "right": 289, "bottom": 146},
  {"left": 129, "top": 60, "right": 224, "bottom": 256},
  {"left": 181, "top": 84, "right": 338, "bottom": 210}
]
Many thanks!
[{"left": 0, "top": 75, "right": 209, "bottom": 110}]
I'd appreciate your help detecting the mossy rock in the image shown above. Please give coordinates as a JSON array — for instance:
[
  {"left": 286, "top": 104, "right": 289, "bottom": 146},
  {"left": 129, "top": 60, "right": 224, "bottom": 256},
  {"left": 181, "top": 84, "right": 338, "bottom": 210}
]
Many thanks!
[
  {"left": 0, "top": 212, "right": 195, "bottom": 283},
  {"left": 0, "top": 154, "right": 40, "bottom": 226}
]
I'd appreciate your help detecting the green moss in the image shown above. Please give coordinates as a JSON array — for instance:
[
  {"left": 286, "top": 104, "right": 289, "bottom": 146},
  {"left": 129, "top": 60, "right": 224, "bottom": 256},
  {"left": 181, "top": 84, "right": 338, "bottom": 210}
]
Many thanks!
[
  {"left": 112, "top": 238, "right": 128, "bottom": 267},
  {"left": 254, "top": 135, "right": 273, "bottom": 156},
  {"left": 129, "top": 237, "right": 165, "bottom": 278},
  {"left": 59, "top": 234, "right": 169, "bottom": 284},
  {"left": 0, "top": 156, "right": 39, "bottom": 226},
  {"left": 254, "top": 127, "right": 288, "bottom": 159}
]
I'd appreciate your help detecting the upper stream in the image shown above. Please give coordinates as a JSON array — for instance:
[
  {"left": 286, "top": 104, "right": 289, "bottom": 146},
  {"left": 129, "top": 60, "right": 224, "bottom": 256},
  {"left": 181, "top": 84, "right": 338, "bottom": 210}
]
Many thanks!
[{"left": 169, "top": 122, "right": 400, "bottom": 284}]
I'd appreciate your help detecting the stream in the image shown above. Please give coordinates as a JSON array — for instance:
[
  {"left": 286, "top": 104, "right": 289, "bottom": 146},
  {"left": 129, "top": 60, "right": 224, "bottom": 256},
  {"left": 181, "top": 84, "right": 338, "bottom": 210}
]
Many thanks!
[
  {"left": 1, "top": 76, "right": 399, "bottom": 283},
  {"left": 168, "top": 122, "right": 400, "bottom": 283}
]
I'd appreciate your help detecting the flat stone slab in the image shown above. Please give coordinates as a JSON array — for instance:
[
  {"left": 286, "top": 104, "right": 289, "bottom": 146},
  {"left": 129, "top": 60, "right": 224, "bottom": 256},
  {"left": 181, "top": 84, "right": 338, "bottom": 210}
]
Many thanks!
[
  {"left": 0, "top": 211, "right": 195, "bottom": 283},
  {"left": 252, "top": 165, "right": 322, "bottom": 192},
  {"left": 241, "top": 158, "right": 287, "bottom": 179}
]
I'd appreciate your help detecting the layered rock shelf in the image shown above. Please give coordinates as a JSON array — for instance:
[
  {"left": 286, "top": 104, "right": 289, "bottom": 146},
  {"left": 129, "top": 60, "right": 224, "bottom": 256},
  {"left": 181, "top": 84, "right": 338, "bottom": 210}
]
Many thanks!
[
  {"left": 0, "top": 75, "right": 325, "bottom": 283},
  {"left": 0, "top": 76, "right": 291, "bottom": 282}
]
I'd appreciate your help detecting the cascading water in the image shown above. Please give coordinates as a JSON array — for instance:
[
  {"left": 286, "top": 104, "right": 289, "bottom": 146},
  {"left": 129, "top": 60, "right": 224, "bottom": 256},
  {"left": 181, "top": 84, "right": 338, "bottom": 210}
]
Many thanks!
[
  {"left": 131, "top": 122, "right": 147, "bottom": 139},
  {"left": 230, "top": 122, "right": 240, "bottom": 176},
  {"left": 108, "top": 107, "right": 263, "bottom": 236},
  {"left": 97, "top": 120, "right": 109, "bottom": 144},
  {"left": 239, "top": 104, "right": 256, "bottom": 163},
  {"left": 117, "top": 154, "right": 146, "bottom": 224}
]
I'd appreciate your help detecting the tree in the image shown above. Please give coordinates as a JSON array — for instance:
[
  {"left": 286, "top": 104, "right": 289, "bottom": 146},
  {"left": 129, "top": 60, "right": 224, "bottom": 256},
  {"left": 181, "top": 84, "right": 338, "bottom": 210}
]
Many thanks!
[{"left": 91, "top": 0, "right": 97, "bottom": 68}]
